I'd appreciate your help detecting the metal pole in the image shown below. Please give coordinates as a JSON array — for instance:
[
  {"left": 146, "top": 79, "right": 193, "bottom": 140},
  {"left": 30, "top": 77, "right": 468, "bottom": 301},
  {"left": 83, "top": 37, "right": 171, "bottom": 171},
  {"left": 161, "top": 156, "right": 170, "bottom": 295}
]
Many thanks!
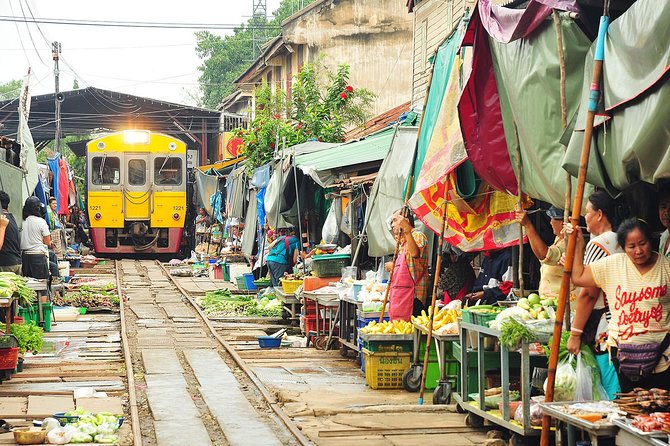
[
  {"left": 418, "top": 197, "right": 448, "bottom": 404},
  {"left": 52, "top": 42, "right": 62, "bottom": 154},
  {"left": 540, "top": 5, "right": 610, "bottom": 445},
  {"left": 291, "top": 150, "right": 305, "bottom": 275}
]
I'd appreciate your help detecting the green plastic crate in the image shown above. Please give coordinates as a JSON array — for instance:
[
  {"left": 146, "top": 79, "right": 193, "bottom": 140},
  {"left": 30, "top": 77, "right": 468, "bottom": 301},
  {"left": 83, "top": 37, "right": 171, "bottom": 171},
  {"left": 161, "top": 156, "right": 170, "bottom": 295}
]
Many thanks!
[{"left": 312, "top": 254, "right": 350, "bottom": 278}]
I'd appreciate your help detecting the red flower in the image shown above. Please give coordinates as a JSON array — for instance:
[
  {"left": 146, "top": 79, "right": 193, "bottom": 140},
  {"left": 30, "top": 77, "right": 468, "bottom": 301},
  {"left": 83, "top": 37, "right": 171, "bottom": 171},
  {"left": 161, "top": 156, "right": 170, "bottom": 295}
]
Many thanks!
[
  {"left": 345, "top": 85, "right": 353, "bottom": 93},
  {"left": 339, "top": 92, "right": 348, "bottom": 99},
  {"left": 273, "top": 114, "right": 281, "bottom": 119},
  {"left": 270, "top": 142, "right": 276, "bottom": 149}
]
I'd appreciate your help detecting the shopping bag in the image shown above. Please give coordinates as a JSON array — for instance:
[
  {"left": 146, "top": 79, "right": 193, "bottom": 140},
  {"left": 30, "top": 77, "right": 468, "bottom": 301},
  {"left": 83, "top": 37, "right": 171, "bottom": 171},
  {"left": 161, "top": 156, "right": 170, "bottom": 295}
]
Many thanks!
[
  {"left": 549, "top": 354, "right": 577, "bottom": 401},
  {"left": 575, "top": 352, "right": 594, "bottom": 401}
]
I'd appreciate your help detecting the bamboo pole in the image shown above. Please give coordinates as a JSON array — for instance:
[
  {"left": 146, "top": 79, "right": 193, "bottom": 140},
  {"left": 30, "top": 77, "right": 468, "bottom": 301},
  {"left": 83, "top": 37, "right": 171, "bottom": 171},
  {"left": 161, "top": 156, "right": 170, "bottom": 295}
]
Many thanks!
[
  {"left": 540, "top": 7, "right": 610, "bottom": 446},
  {"left": 418, "top": 197, "right": 449, "bottom": 405}
]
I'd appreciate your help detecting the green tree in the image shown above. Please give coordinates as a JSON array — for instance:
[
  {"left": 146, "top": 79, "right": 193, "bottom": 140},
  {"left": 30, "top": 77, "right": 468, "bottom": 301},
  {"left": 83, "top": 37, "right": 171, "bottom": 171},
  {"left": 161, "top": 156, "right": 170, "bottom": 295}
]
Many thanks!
[
  {"left": 0, "top": 79, "right": 21, "bottom": 100},
  {"left": 236, "top": 62, "right": 374, "bottom": 170},
  {"left": 195, "top": 0, "right": 316, "bottom": 108}
]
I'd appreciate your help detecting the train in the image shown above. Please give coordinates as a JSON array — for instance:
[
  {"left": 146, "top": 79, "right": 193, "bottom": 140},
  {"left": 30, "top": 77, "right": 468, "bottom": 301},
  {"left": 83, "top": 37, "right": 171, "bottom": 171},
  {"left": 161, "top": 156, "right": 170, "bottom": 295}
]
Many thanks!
[{"left": 86, "top": 130, "right": 187, "bottom": 255}]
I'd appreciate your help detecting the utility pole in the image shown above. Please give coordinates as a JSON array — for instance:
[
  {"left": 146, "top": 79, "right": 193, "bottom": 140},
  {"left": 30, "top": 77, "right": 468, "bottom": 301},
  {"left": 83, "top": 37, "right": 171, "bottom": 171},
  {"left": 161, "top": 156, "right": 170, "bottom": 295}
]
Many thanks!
[
  {"left": 52, "top": 41, "right": 62, "bottom": 154},
  {"left": 252, "top": 0, "right": 267, "bottom": 58}
]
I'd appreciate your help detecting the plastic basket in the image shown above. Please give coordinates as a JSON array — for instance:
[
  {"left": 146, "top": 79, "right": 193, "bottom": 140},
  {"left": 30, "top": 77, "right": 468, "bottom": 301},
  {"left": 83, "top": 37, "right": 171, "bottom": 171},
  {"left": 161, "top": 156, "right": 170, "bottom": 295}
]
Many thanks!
[
  {"left": 363, "top": 348, "right": 411, "bottom": 389},
  {"left": 281, "top": 279, "right": 303, "bottom": 295},
  {"left": 312, "top": 254, "right": 350, "bottom": 278},
  {"left": 243, "top": 273, "right": 258, "bottom": 290},
  {"left": 474, "top": 311, "right": 499, "bottom": 327},
  {"left": 235, "top": 276, "right": 247, "bottom": 290},
  {"left": 0, "top": 347, "right": 19, "bottom": 370},
  {"left": 461, "top": 309, "right": 475, "bottom": 324},
  {"left": 0, "top": 335, "right": 19, "bottom": 349}
]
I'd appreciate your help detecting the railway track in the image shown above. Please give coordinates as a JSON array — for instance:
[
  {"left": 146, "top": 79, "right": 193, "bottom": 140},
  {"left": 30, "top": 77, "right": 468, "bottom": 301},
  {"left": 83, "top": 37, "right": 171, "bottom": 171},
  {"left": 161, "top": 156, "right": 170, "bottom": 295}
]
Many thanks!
[{"left": 116, "top": 259, "right": 309, "bottom": 446}]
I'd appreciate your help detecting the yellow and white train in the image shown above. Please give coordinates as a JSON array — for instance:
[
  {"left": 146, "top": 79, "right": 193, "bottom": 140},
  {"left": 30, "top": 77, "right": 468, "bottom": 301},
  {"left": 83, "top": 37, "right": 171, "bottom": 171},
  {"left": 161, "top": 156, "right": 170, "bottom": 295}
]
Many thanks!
[{"left": 86, "top": 130, "right": 187, "bottom": 255}]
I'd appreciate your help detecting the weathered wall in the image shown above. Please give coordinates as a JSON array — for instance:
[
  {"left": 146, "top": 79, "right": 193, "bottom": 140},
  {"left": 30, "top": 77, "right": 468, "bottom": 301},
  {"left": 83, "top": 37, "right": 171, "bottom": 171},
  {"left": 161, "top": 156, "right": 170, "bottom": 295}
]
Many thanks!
[
  {"left": 411, "top": 0, "right": 469, "bottom": 106},
  {"left": 282, "top": 0, "right": 413, "bottom": 117}
]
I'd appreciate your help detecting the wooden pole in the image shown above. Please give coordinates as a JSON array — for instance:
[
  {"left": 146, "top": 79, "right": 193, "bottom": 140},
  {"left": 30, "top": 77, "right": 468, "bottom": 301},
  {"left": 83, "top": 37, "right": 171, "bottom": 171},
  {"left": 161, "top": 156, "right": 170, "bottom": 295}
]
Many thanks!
[
  {"left": 540, "top": 9, "right": 610, "bottom": 446},
  {"left": 418, "top": 197, "right": 449, "bottom": 404}
]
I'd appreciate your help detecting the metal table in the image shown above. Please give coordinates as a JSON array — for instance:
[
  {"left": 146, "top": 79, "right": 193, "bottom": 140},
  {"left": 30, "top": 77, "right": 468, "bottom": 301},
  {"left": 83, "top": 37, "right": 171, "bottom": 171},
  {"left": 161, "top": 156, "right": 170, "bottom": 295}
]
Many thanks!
[
  {"left": 453, "top": 321, "right": 539, "bottom": 439},
  {"left": 540, "top": 402, "right": 618, "bottom": 446},
  {"left": 275, "top": 288, "right": 301, "bottom": 325},
  {"left": 407, "top": 322, "right": 459, "bottom": 404},
  {"left": 613, "top": 418, "right": 670, "bottom": 446},
  {"left": 24, "top": 278, "right": 50, "bottom": 325},
  {"left": 338, "top": 295, "right": 362, "bottom": 355}
]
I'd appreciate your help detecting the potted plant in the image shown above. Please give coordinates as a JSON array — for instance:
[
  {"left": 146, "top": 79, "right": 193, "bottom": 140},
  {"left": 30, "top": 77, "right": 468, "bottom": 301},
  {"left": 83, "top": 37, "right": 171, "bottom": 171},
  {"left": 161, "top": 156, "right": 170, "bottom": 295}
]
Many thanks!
[{"left": 9, "top": 323, "right": 44, "bottom": 372}]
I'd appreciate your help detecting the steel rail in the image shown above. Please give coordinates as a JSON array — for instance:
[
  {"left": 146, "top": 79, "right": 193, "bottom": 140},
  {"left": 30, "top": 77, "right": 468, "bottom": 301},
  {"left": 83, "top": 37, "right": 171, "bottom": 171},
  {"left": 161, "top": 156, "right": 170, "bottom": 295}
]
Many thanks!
[
  {"left": 114, "top": 260, "right": 144, "bottom": 446},
  {"left": 155, "top": 260, "right": 313, "bottom": 446}
]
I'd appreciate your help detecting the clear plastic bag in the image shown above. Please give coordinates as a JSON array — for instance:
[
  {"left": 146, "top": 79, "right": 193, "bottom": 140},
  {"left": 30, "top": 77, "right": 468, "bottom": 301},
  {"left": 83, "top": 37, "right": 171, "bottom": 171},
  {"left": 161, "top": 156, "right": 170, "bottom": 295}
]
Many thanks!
[
  {"left": 549, "top": 354, "right": 577, "bottom": 401},
  {"left": 575, "top": 352, "right": 594, "bottom": 401},
  {"left": 322, "top": 203, "right": 340, "bottom": 243}
]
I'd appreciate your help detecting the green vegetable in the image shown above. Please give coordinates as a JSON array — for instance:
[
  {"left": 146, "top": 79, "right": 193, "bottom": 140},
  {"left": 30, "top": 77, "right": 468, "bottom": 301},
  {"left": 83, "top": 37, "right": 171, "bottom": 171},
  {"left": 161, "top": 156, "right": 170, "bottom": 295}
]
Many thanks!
[
  {"left": 500, "top": 319, "right": 535, "bottom": 349},
  {"left": 8, "top": 323, "right": 43, "bottom": 354},
  {"left": 94, "top": 433, "right": 119, "bottom": 443},
  {"left": 70, "top": 432, "right": 93, "bottom": 443}
]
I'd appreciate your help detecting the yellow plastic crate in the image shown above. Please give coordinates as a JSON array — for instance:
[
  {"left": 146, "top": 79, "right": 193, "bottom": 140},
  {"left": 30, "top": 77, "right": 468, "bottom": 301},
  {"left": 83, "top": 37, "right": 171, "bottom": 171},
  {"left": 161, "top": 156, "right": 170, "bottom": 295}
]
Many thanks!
[
  {"left": 362, "top": 348, "right": 411, "bottom": 390},
  {"left": 280, "top": 278, "right": 303, "bottom": 295}
]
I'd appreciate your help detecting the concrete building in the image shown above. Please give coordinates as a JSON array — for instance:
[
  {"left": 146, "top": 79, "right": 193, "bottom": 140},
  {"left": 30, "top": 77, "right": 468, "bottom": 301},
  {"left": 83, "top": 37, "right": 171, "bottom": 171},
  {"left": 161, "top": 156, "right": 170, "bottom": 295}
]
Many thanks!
[{"left": 221, "top": 0, "right": 413, "bottom": 121}]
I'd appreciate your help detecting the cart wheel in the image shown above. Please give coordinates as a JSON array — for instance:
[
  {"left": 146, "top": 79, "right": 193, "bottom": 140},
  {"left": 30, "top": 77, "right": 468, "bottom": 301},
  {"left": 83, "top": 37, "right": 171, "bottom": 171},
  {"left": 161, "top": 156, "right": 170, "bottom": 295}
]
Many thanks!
[
  {"left": 456, "top": 403, "right": 466, "bottom": 414},
  {"left": 465, "top": 413, "right": 484, "bottom": 428},
  {"left": 339, "top": 346, "right": 349, "bottom": 357},
  {"left": 432, "top": 382, "right": 452, "bottom": 405},
  {"left": 314, "top": 336, "right": 328, "bottom": 350},
  {"left": 402, "top": 365, "right": 423, "bottom": 393}
]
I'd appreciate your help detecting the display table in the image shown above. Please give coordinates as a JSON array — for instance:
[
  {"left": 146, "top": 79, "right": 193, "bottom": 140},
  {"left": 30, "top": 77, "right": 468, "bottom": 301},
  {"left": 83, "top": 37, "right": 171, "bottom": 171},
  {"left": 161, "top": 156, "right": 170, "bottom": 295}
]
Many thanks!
[
  {"left": 24, "top": 278, "right": 50, "bottom": 325},
  {"left": 275, "top": 288, "right": 300, "bottom": 325},
  {"left": 338, "top": 295, "right": 362, "bottom": 355},
  {"left": 540, "top": 402, "right": 618, "bottom": 446},
  {"left": 409, "top": 322, "right": 459, "bottom": 404},
  {"left": 0, "top": 295, "right": 17, "bottom": 333},
  {"left": 614, "top": 418, "right": 669, "bottom": 446},
  {"left": 453, "top": 321, "right": 540, "bottom": 438},
  {"left": 303, "top": 290, "right": 339, "bottom": 350}
]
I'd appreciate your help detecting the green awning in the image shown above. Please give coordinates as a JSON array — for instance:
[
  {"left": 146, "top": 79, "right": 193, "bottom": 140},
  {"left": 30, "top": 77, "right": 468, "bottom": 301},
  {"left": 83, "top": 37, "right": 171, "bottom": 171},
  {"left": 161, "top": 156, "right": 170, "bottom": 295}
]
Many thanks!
[{"left": 294, "top": 127, "right": 394, "bottom": 172}]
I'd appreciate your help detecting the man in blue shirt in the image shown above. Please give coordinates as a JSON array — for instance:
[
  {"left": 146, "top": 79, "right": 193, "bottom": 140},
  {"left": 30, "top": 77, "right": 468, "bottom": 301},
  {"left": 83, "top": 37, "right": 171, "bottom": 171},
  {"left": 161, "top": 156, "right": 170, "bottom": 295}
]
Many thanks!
[{"left": 266, "top": 229, "right": 300, "bottom": 287}]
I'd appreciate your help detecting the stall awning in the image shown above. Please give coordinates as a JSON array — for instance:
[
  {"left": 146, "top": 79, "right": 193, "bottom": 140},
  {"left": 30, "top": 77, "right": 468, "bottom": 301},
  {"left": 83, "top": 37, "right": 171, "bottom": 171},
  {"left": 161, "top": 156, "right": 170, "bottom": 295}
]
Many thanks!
[
  {"left": 294, "top": 127, "right": 394, "bottom": 173},
  {"left": 197, "top": 156, "right": 246, "bottom": 174}
]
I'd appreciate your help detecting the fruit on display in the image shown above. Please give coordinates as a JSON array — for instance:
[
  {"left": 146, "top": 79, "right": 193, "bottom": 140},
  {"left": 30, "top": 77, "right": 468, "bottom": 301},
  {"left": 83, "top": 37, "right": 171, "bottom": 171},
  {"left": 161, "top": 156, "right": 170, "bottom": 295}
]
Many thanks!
[
  {"left": 411, "top": 306, "right": 461, "bottom": 330},
  {"left": 360, "top": 320, "right": 414, "bottom": 335}
]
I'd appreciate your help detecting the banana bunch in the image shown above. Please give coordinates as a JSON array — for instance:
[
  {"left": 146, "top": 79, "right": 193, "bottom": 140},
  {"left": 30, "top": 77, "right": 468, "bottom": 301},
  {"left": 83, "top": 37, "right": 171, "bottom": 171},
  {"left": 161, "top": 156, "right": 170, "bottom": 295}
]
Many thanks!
[
  {"left": 360, "top": 320, "right": 414, "bottom": 335},
  {"left": 411, "top": 306, "right": 461, "bottom": 330}
]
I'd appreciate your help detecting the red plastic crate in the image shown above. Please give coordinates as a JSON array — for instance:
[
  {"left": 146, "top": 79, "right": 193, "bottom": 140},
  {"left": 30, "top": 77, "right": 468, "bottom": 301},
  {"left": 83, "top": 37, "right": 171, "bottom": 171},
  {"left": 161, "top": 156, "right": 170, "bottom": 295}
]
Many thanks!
[
  {"left": 304, "top": 316, "right": 338, "bottom": 336},
  {"left": 0, "top": 347, "right": 19, "bottom": 370}
]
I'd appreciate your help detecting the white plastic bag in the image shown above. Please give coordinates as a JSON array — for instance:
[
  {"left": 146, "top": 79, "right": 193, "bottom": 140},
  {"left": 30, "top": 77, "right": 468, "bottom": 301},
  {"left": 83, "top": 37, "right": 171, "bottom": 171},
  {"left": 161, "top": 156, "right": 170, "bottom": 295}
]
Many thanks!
[
  {"left": 575, "top": 352, "right": 594, "bottom": 401},
  {"left": 322, "top": 203, "right": 340, "bottom": 243},
  {"left": 47, "top": 427, "right": 73, "bottom": 444},
  {"left": 546, "top": 354, "right": 577, "bottom": 401}
]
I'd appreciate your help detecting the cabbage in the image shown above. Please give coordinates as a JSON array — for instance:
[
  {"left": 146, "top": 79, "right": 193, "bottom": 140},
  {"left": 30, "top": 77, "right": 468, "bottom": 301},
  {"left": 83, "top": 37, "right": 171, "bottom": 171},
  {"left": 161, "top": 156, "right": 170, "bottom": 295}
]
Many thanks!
[
  {"left": 96, "top": 422, "right": 118, "bottom": 435},
  {"left": 70, "top": 432, "right": 93, "bottom": 443},
  {"left": 95, "top": 433, "right": 119, "bottom": 443}
]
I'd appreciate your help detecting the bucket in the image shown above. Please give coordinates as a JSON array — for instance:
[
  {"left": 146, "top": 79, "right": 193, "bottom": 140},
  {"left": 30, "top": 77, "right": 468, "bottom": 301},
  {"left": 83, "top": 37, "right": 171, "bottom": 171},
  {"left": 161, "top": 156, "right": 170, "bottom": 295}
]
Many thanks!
[
  {"left": 243, "top": 273, "right": 258, "bottom": 290},
  {"left": 42, "top": 303, "right": 53, "bottom": 332},
  {"left": 222, "top": 263, "right": 230, "bottom": 281}
]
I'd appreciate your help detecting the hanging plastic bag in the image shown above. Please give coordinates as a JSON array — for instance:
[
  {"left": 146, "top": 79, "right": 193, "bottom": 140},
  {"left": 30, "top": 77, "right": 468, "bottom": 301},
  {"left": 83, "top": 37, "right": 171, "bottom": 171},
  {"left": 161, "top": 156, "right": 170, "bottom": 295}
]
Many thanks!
[
  {"left": 574, "top": 352, "right": 594, "bottom": 401},
  {"left": 545, "top": 354, "right": 577, "bottom": 401},
  {"left": 322, "top": 203, "right": 339, "bottom": 244}
]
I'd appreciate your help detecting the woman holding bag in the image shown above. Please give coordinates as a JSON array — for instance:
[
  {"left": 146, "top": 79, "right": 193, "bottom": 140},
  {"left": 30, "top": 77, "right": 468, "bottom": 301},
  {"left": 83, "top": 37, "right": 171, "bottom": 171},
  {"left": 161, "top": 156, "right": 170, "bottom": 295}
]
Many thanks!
[{"left": 568, "top": 218, "right": 670, "bottom": 391}]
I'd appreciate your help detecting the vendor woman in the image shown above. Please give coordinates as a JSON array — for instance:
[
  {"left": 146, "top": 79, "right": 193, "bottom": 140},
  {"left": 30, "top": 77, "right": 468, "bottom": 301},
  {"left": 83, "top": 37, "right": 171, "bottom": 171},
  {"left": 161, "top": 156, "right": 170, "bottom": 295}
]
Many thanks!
[
  {"left": 568, "top": 218, "right": 670, "bottom": 391},
  {"left": 20, "top": 197, "right": 54, "bottom": 279},
  {"left": 384, "top": 210, "right": 428, "bottom": 321}
]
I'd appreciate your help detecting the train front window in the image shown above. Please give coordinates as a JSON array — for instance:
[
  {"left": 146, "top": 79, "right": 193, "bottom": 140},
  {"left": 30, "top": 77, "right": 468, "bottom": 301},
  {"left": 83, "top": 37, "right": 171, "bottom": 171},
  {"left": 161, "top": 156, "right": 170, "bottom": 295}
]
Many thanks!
[
  {"left": 154, "top": 157, "right": 182, "bottom": 185},
  {"left": 128, "top": 159, "right": 146, "bottom": 185},
  {"left": 92, "top": 156, "right": 120, "bottom": 185}
]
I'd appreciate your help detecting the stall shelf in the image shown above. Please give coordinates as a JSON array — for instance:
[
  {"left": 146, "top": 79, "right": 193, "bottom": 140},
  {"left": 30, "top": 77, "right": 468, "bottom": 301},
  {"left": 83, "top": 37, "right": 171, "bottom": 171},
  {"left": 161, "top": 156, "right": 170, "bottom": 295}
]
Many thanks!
[
  {"left": 338, "top": 295, "right": 362, "bottom": 356},
  {"left": 613, "top": 419, "right": 669, "bottom": 446},
  {"left": 406, "top": 322, "right": 458, "bottom": 404},
  {"left": 24, "top": 279, "right": 50, "bottom": 326},
  {"left": 453, "top": 321, "right": 539, "bottom": 439},
  {"left": 540, "top": 402, "right": 618, "bottom": 446},
  {"left": 275, "top": 287, "right": 301, "bottom": 325},
  {"left": 302, "top": 290, "right": 339, "bottom": 350}
]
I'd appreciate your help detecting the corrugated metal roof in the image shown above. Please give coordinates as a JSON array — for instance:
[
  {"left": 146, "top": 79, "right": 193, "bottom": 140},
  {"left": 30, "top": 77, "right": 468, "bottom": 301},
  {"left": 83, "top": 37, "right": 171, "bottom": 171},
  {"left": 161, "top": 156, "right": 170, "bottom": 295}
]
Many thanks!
[{"left": 294, "top": 127, "right": 394, "bottom": 172}]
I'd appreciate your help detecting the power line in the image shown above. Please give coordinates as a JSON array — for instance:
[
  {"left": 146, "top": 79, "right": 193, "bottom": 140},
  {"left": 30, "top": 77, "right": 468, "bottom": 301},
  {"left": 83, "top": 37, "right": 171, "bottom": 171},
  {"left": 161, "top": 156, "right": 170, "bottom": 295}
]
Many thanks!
[{"left": 0, "top": 15, "right": 282, "bottom": 30}]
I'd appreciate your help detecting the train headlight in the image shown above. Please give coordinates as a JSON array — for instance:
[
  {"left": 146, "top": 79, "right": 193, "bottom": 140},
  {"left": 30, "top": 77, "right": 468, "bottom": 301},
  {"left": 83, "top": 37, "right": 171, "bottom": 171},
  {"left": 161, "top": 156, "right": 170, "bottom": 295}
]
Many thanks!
[
  {"left": 123, "top": 130, "right": 151, "bottom": 145},
  {"left": 173, "top": 213, "right": 180, "bottom": 221},
  {"left": 94, "top": 212, "right": 102, "bottom": 220}
]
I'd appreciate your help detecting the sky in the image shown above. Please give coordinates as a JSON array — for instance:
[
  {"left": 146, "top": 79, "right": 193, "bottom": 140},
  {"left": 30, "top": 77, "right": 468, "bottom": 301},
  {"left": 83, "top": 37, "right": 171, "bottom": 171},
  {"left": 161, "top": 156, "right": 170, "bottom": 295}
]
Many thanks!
[{"left": 0, "top": 0, "right": 283, "bottom": 107}]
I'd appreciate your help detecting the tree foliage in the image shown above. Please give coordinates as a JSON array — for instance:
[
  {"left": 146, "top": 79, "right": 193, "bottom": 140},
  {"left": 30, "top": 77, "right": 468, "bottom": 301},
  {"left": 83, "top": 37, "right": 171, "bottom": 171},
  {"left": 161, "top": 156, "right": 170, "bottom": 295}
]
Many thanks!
[
  {"left": 235, "top": 62, "right": 375, "bottom": 170},
  {"left": 195, "top": 0, "right": 316, "bottom": 108},
  {"left": 0, "top": 79, "right": 21, "bottom": 100}
]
